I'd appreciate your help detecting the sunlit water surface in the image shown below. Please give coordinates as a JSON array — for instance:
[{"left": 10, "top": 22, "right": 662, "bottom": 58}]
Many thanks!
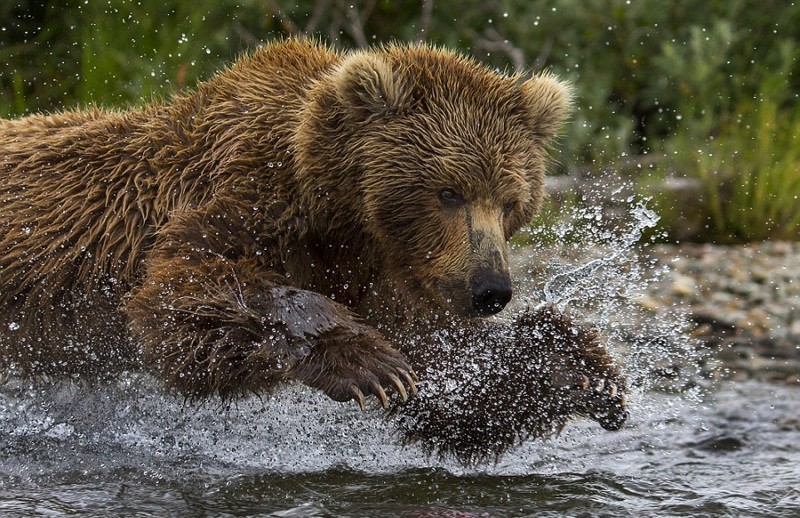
[{"left": 2, "top": 199, "right": 797, "bottom": 517}]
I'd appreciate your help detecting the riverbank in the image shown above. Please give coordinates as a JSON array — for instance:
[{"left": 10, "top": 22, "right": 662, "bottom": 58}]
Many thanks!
[
  {"left": 511, "top": 238, "right": 799, "bottom": 388},
  {"left": 643, "top": 241, "right": 800, "bottom": 385}
]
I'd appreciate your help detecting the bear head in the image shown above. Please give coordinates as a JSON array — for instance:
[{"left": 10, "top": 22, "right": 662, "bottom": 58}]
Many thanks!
[{"left": 295, "top": 45, "right": 572, "bottom": 318}]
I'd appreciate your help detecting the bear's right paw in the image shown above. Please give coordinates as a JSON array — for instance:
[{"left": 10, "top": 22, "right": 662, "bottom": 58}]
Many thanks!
[
  {"left": 553, "top": 371, "right": 628, "bottom": 431},
  {"left": 290, "top": 335, "right": 417, "bottom": 410}
]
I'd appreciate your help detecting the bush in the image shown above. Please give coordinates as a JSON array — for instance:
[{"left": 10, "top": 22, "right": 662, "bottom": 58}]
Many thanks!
[
  {"left": 669, "top": 70, "right": 800, "bottom": 242},
  {"left": 1, "top": 0, "right": 798, "bottom": 242}
]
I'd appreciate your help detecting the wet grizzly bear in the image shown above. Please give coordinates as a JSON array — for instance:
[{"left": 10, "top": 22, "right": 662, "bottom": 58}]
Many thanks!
[{"left": 0, "top": 39, "right": 626, "bottom": 462}]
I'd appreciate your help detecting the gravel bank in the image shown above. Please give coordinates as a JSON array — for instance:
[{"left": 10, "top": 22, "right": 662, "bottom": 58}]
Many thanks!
[{"left": 644, "top": 241, "right": 800, "bottom": 385}]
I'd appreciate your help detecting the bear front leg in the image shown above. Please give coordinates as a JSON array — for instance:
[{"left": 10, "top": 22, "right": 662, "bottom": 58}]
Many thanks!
[
  {"left": 394, "top": 305, "right": 627, "bottom": 464},
  {"left": 126, "top": 253, "right": 415, "bottom": 404},
  {"left": 518, "top": 305, "right": 628, "bottom": 432}
]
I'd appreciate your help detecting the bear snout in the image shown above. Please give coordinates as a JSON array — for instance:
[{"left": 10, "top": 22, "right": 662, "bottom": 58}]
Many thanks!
[{"left": 470, "top": 269, "right": 512, "bottom": 316}]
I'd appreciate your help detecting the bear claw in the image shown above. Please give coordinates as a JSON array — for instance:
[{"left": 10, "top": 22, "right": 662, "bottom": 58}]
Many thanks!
[
  {"left": 347, "top": 367, "right": 419, "bottom": 410},
  {"left": 595, "top": 379, "right": 606, "bottom": 393},
  {"left": 350, "top": 385, "right": 367, "bottom": 410},
  {"left": 388, "top": 374, "right": 409, "bottom": 401},
  {"left": 555, "top": 374, "right": 628, "bottom": 431},
  {"left": 403, "top": 371, "right": 419, "bottom": 395},
  {"left": 372, "top": 381, "right": 390, "bottom": 409},
  {"left": 581, "top": 380, "right": 628, "bottom": 431}
]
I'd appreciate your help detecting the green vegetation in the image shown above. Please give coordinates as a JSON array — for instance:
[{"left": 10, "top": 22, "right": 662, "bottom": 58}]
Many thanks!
[
  {"left": 676, "top": 73, "right": 800, "bottom": 242},
  {"left": 1, "top": 0, "right": 798, "bottom": 242}
]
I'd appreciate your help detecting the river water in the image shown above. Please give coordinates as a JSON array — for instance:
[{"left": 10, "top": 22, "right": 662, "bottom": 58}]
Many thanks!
[
  {"left": 2, "top": 201, "right": 798, "bottom": 517},
  {"left": 0, "top": 378, "right": 798, "bottom": 517}
]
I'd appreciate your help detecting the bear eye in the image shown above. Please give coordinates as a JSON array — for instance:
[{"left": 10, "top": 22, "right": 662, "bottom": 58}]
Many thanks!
[
  {"left": 503, "top": 201, "right": 516, "bottom": 216},
  {"left": 438, "top": 188, "right": 465, "bottom": 207}
]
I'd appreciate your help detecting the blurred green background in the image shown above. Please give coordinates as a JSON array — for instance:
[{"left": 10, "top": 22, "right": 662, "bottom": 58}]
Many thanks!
[{"left": 1, "top": 0, "right": 798, "bottom": 243}]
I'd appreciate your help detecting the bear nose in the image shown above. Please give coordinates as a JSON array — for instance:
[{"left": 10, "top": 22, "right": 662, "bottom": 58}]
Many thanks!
[{"left": 471, "top": 271, "right": 513, "bottom": 316}]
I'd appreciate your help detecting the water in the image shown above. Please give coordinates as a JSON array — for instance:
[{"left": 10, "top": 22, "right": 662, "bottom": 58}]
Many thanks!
[
  {"left": 541, "top": 202, "right": 661, "bottom": 310},
  {"left": 2, "top": 198, "right": 797, "bottom": 516},
  {"left": 1, "top": 380, "right": 798, "bottom": 516}
]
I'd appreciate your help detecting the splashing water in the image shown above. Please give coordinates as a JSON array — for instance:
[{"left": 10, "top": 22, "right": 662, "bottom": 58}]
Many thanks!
[
  {"left": 541, "top": 201, "right": 660, "bottom": 309},
  {"left": 513, "top": 195, "right": 705, "bottom": 398}
]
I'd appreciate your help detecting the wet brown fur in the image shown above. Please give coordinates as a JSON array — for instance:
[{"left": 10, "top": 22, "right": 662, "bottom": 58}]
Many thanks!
[
  {"left": 0, "top": 39, "right": 625, "bottom": 461},
  {"left": 396, "top": 305, "right": 627, "bottom": 464}
]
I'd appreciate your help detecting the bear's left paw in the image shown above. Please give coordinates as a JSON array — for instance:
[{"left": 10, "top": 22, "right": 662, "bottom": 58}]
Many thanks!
[
  {"left": 336, "top": 344, "right": 419, "bottom": 410},
  {"left": 290, "top": 332, "right": 418, "bottom": 410},
  {"left": 554, "top": 372, "right": 628, "bottom": 431}
]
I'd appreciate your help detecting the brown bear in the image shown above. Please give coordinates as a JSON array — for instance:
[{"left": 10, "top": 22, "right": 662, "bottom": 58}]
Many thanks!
[{"left": 0, "top": 39, "right": 626, "bottom": 462}]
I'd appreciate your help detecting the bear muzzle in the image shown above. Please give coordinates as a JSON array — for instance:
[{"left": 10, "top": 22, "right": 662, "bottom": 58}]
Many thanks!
[{"left": 470, "top": 268, "right": 512, "bottom": 316}]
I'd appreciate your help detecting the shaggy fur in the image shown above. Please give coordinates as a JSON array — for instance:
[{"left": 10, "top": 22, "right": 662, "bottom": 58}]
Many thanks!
[
  {"left": 0, "top": 39, "right": 626, "bottom": 460},
  {"left": 395, "top": 305, "right": 627, "bottom": 463}
]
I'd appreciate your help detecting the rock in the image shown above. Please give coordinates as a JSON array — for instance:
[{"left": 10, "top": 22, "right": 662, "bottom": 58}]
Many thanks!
[
  {"left": 670, "top": 273, "right": 697, "bottom": 297},
  {"left": 791, "top": 320, "right": 800, "bottom": 337},
  {"left": 647, "top": 242, "right": 800, "bottom": 385}
]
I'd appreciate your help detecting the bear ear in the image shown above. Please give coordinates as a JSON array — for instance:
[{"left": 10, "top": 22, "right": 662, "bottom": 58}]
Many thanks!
[
  {"left": 333, "top": 52, "right": 414, "bottom": 117},
  {"left": 518, "top": 72, "right": 574, "bottom": 142}
]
